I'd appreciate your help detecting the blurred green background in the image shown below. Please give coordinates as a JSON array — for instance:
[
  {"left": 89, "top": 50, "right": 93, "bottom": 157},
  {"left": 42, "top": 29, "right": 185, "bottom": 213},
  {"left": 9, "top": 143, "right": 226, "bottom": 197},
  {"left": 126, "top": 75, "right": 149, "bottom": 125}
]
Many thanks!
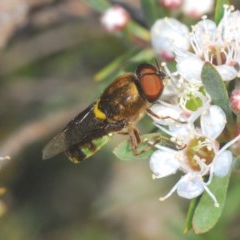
[{"left": 0, "top": 0, "right": 240, "bottom": 239}]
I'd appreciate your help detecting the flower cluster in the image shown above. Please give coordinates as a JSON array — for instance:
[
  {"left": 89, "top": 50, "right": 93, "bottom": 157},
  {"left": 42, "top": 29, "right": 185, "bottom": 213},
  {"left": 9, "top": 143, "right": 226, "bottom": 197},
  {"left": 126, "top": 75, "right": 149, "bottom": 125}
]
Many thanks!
[
  {"left": 150, "top": 99, "right": 240, "bottom": 206},
  {"left": 151, "top": 5, "right": 240, "bottom": 81},
  {"left": 175, "top": 5, "right": 240, "bottom": 82},
  {"left": 149, "top": 5, "right": 240, "bottom": 206}
]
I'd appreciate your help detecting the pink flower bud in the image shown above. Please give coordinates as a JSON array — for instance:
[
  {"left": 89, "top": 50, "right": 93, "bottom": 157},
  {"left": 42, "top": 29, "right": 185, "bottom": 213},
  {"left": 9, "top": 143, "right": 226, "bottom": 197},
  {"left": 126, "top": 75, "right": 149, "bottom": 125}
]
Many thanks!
[
  {"left": 230, "top": 88, "right": 240, "bottom": 114},
  {"left": 160, "top": 0, "right": 183, "bottom": 10},
  {"left": 100, "top": 5, "right": 130, "bottom": 32}
]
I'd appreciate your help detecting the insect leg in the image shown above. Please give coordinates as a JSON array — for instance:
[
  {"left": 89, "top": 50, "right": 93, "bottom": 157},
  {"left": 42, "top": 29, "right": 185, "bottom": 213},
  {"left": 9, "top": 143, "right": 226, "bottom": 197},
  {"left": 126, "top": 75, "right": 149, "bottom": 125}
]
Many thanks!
[
  {"left": 147, "top": 108, "right": 186, "bottom": 123},
  {"left": 128, "top": 128, "right": 163, "bottom": 155},
  {"left": 128, "top": 127, "right": 141, "bottom": 155}
]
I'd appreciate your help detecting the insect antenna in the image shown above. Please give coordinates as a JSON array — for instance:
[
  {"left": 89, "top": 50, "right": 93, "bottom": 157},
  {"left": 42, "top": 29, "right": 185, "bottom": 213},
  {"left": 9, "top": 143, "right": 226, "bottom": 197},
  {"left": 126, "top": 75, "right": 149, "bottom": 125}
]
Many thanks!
[{"left": 154, "top": 58, "right": 161, "bottom": 71}]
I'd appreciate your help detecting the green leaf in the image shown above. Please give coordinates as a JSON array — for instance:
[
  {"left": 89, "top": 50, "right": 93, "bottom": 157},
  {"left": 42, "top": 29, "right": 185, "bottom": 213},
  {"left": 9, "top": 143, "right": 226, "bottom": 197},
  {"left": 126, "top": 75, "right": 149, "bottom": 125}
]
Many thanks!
[
  {"left": 215, "top": 0, "right": 230, "bottom": 25},
  {"left": 184, "top": 198, "right": 199, "bottom": 233},
  {"left": 201, "top": 62, "right": 234, "bottom": 128},
  {"left": 94, "top": 48, "right": 155, "bottom": 82},
  {"left": 113, "top": 133, "right": 158, "bottom": 160},
  {"left": 126, "top": 20, "right": 151, "bottom": 42},
  {"left": 94, "top": 49, "right": 139, "bottom": 81},
  {"left": 140, "top": 0, "right": 162, "bottom": 28},
  {"left": 113, "top": 133, "right": 176, "bottom": 161},
  {"left": 84, "top": 0, "right": 111, "bottom": 13},
  {"left": 129, "top": 48, "right": 154, "bottom": 63},
  {"left": 232, "top": 156, "right": 240, "bottom": 171},
  {"left": 192, "top": 172, "right": 231, "bottom": 234}
]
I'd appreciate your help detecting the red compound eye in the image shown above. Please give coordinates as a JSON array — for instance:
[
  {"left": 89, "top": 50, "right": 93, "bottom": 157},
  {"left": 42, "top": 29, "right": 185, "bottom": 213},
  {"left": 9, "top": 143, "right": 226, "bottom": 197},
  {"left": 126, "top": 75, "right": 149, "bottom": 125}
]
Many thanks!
[{"left": 136, "top": 63, "right": 165, "bottom": 103}]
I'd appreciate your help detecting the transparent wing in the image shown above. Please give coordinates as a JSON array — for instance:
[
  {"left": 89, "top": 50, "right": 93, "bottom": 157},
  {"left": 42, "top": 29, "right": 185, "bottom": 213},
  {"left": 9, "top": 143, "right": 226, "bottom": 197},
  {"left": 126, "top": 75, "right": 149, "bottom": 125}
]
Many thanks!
[{"left": 42, "top": 132, "right": 66, "bottom": 160}]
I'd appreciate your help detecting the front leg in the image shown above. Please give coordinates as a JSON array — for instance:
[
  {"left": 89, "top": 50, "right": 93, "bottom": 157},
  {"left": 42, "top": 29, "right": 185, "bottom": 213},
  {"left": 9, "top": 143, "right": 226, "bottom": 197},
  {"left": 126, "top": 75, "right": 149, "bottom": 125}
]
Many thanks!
[{"left": 147, "top": 108, "right": 186, "bottom": 123}]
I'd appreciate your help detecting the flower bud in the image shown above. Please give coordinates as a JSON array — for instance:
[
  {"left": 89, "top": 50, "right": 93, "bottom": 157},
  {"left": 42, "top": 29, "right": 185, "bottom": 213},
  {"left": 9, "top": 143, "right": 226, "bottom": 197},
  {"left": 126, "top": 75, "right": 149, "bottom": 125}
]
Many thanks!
[
  {"left": 230, "top": 88, "right": 240, "bottom": 114},
  {"left": 182, "top": 0, "right": 214, "bottom": 19},
  {"left": 160, "top": 0, "right": 183, "bottom": 10},
  {"left": 100, "top": 5, "right": 130, "bottom": 32}
]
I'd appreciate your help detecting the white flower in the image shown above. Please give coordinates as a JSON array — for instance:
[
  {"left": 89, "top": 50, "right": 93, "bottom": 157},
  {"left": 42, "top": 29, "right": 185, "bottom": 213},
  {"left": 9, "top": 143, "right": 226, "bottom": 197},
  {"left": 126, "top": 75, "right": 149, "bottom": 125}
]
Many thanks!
[
  {"left": 149, "top": 105, "right": 240, "bottom": 207},
  {"left": 150, "top": 101, "right": 187, "bottom": 126},
  {"left": 151, "top": 18, "right": 190, "bottom": 61},
  {"left": 182, "top": 0, "right": 214, "bottom": 18},
  {"left": 175, "top": 5, "right": 240, "bottom": 81},
  {"left": 100, "top": 5, "right": 130, "bottom": 32}
]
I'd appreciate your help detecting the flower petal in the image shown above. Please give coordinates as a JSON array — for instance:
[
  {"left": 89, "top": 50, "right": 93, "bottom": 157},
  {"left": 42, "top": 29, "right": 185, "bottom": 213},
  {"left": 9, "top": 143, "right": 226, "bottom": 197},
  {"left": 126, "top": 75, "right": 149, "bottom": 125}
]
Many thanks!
[
  {"left": 151, "top": 18, "right": 190, "bottom": 60},
  {"left": 200, "top": 105, "right": 226, "bottom": 140},
  {"left": 150, "top": 103, "right": 183, "bottom": 125},
  {"left": 168, "top": 123, "right": 193, "bottom": 140},
  {"left": 191, "top": 19, "right": 216, "bottom": 42},
  {"left": 175, "top": 52, "right": 204, "bottom": 81},
  {"left": 150, "top": 150, "right": 180, "bottom": 178},
  {"left": 213, "top": 150, "right": 232, "bottom": 177},
  {"left": 177, "top": 174, "right": 204, "bottom": 199},
  {"left": 215, "top": 65, "right": 238, "bottom": 81}
]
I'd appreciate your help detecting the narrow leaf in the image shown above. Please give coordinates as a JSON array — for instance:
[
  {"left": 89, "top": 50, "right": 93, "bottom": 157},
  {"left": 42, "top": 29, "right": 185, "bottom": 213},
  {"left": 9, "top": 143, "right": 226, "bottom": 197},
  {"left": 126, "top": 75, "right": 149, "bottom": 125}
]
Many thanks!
[
  {"left": 94, "top": 48, "right": 154, "bottom": 82},
  {"left": 129, "top": 48, "right": 154, "bottom": 62},
  {"left": 201, "top": 62, "right": 234, "bottom": 127},
  {"left": 94, "top": 49, "right": 139, "bottom": 81},
  {"left": 214, "top": 0, "right": 230, "bottom": 25},
  {"left": 183, "top": 198, "right": 199, "bottom": 233},
  {"left": 140, "top": 0, "right": 160, "bottom": 28},
  {"left": 85, "top": 0, "right": 111, "bottom": 13},
  {"left": 232, "top": 156, "right": 240, "bottom": 171},
  {"left": 192, "top": 172, "right": 231, "bottom": 234},
  {"left": 127, "top": 21, "right": 151, "bottom": 42}
]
